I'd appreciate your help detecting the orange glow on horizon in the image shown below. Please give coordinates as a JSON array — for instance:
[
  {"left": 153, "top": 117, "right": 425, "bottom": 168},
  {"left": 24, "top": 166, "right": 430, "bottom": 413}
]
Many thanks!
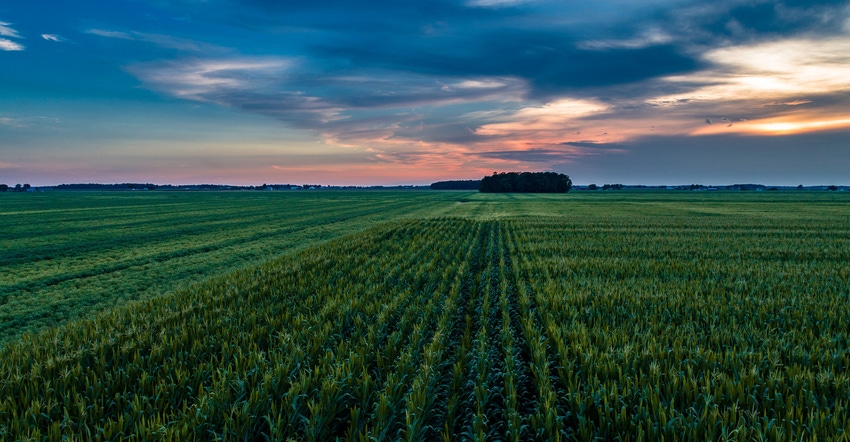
[{"left": 693, "top": 117, "right": 850, "bottom": 136}]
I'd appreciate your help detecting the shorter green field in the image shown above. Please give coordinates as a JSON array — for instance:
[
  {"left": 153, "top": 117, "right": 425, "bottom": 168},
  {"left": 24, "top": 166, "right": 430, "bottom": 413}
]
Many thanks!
[
  {"left": 1, "top": 191, "right": 848, "bottom": 440},
  {"left": 0, "top": 191, "right": 460, "bottom": 343}
]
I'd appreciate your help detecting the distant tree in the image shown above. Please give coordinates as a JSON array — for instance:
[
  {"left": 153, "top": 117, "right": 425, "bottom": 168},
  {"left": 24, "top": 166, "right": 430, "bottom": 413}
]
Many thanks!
[
  {"left": 602, "top": 184, "right": 623, "bottom": 190},
  {"left": 587, "top": 184, "right": 598, "bottom": 190},
  {"left": 14, "top": 184, "right": 22, "bottom": 192},
  {"left": 828, "top": 185, "right": 838, "bottom": 191},
  {"left": 23, "top": 184, "right": 31, "bottom": 191},
  {"left": 0, "top": 184, "right": 7, "bottom": 192},
  {"left": 430, "top": 180, "right": 481, "bottom": 190},
  {"left": 797, "top": 184, "right": 804, "bottom": 189},
  {"left": 479, "top": 172, "right": 571, "bottom": 193}
]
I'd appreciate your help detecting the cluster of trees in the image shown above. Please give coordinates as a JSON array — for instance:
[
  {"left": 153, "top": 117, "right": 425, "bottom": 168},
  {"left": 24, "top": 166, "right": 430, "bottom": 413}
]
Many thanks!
[
  {"left": 586, "top": 184, "right": 623, "bottom": 190},
  {"left": 430, "top": 180, "right": 481, "bottom": 190},
  {"left": 55, "top": 183, "right": 157, "bottom": 191},
  {"left": 0, "top": 184, "right": 30, "bottom": 192},
  {"left": 479, "top": 172, "right": 572, "bottom": 193}
]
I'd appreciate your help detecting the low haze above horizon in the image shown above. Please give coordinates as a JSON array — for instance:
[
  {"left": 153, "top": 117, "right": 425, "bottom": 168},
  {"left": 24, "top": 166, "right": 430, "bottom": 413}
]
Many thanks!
[{"left": 2, "top": 0, "right": 849, "bottom": 186}]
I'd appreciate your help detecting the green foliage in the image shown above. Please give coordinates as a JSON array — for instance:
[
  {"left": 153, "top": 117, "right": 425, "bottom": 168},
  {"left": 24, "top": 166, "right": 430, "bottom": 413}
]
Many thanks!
[
  {"left": 1, "top": 190, "right": 849, "bottom": 439},
  {"left": 479, "top": 172, "right": 571, "bottom": 193},
  {"left": 0, "top": 191, "right": 462, "bottom": 343}
]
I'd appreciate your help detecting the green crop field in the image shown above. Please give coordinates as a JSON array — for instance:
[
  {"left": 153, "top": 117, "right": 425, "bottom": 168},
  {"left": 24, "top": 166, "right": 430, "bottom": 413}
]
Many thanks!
[
  {"left": 1, "top": 190, "right": 849, "bottom": 440},
  {"left": 0, "top": 191, "right": 461, "bottom": 343}
]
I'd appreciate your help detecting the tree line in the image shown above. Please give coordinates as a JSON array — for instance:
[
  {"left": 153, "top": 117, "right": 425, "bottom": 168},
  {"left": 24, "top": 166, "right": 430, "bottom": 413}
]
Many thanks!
[
  {"left": 478, "top": 172, "right": 572, "bottom": 193},
  {"left": 0, "top": 184, "right": 30, "bottom": 192},
  {"left": 430, "top": 180, "right": 481, "bottom": 190}
]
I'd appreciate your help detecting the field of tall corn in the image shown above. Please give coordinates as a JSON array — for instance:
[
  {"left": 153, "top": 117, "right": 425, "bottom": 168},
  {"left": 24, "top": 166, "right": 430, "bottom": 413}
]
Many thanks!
[{"left": 1, "top": 191, "right": 848, "bottom": 440}]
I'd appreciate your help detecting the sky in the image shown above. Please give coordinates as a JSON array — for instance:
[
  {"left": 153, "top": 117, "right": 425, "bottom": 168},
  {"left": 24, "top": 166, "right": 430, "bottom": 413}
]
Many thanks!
[{"left": 1, "top": 0, "right": 849, "bottom": 186}]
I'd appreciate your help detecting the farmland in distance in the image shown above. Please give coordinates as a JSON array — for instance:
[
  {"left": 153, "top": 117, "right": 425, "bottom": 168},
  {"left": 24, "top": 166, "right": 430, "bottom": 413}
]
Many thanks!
[
  {"left": 1, "top": 190, "right": 849, "bottom": 440},
  {"left": 0, "top": 191, "right": 461, "bottom": 343}
]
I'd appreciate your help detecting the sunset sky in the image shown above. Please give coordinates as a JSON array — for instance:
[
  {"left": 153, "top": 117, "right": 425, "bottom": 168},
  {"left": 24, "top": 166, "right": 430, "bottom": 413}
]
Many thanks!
[{"left": 2, "top": 0, "right": 849, "bottom": 186}]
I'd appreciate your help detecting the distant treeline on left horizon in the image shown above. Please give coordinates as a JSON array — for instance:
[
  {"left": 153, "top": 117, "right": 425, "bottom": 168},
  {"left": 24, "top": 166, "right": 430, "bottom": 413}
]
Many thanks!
[
  {"left": 1, "top": 182, "right": 846, "bottom": 192},
  {"left": 0, "top": 183, "right": 433, "bottom": 192}
]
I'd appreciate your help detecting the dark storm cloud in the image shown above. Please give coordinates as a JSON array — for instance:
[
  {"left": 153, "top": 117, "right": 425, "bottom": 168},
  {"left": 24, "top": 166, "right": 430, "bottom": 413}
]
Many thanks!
[
  {"left": 315, "top": 33, "right": 700, "bottom": 99},
  {"left": 181, "top": 0, "right": 706, "bottom": 100},
  {"left": 139, "top": 0, "right": 849, "bottom": 114},
  {"left": 659, "top": 0, "right": 850, "bottom": 46}
]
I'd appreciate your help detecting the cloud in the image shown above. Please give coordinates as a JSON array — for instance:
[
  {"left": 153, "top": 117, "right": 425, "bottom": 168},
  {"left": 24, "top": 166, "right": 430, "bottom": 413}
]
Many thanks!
[
  {"left": 577, "top": 28, "right": 673, "bottom": 50},
  {"left": 0, "top": 21, "right": 22, "bottom": 39},
  {"left": 653, "top": 37, "right": 850, "bottom": 136},
  {"left": 107, "top": 0, "right": 850, "bottom": 177},
  {"left": 476, "top": 141, "right": 626, "bottom": 163},
  {"left": 0, "top": 21, "right": 23, "bottom": 51},
  {"left": 479, "top": 35, "right": 850, "bottom": 147},
  {"left": 127, "top": 57, "right": 346, "bottom": 128},
  {"left": 129, "top": 57, "right": 293, "bottom": 99},
  {"left": 87, "top": 29, "right": 133, "bottom": 39},
  {"left": 316, "top": 30, "right": 700, "bottom": 99},
  {"left": 560, "top": 141, "right": 623, "bottom": 149},
  {"left": 664, "top": 1, "right": 849, "bottom": 46},
  {"left": 128, "top": 55, "right": 529, "bottom": 148},
  {"left": 0, "top": 38, "right": 23, "bottom": 51},
  {"left": 477, "top": 148, "right": 572, "bottom": 163},
  {"left": 700, "top": 38, "right": 850, "bottom": 98},
  {"left": 466, "top": 0, "right": 530, "bottom": 7},
  {"left": 41, "top": 34, "right": 66, "bottom": 42},
  {"left": 474, "top": 99, "right": 613, "bottom": 146},
  {"left": 87, "top": 29, "right": 226, "bottom": 53}
]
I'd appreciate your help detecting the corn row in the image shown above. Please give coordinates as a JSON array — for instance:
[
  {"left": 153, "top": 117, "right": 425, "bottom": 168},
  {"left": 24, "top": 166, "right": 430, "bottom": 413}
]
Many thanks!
[{"left": 2, "top": 203, "right": 849, "bottom": 440}]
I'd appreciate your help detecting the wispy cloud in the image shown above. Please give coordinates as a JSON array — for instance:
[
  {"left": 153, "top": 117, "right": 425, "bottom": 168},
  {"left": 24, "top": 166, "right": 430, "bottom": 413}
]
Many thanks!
[
  {"left": 466, "top": 0, "right": 530, "bottom": 7},
  {"left": 0, "top": 21, "right": 22, "bottom": 39},
  {"left": 87, "top": 29, "right": 132, "bottom": 39},
  {"left": 0, "top": 38, "right": 24, "bottom": 51},
  {"left": 577, "top": 28, "right": 673, "bottom": 50},
  {"left": 129, "top": 57, "right": 295, "bottom": 99},
  {"left": 87, "top": 28, "right": 226, "bottom": 53},
  {"left": 41, "top": 34, "right": 66, "bottom": 42},
  {"left": 129, "top": 56, "right": 528, "bottom": 145},
  {"left": 0, "top": 21, "right": 23, "bottom": 51}
]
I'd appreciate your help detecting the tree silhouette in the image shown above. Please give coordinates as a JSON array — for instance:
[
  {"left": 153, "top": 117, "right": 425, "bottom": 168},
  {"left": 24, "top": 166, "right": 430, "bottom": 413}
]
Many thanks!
[{"left": 479, "top": 172, "right": 571, "bottom": 193}]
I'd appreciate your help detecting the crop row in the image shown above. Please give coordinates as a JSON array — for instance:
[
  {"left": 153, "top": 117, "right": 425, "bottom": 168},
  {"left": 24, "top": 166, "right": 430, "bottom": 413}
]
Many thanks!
[
  {"left": 506, "top": 217, "right": 850, "bottom": 440},
  {"left": 0, "top": 191, "right": 461, "bottom": 343},
  {"left": 2, "top": 207, "right": 849, "bottom": 439}
]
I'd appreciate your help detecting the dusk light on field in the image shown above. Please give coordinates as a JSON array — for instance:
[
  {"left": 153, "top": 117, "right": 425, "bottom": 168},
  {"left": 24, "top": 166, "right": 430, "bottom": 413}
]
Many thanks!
[
  {"left": 3, "top": 3, "right": 850, "bottom": 438},
  {"left": 2, "top": 0, "right": 849, "bottom": 185}
]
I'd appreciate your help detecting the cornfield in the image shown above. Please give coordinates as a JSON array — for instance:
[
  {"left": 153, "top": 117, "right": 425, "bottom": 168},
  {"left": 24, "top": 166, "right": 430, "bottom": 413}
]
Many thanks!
[{"left": 1, "top": 191, "right": 848, "bottom": 440}]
